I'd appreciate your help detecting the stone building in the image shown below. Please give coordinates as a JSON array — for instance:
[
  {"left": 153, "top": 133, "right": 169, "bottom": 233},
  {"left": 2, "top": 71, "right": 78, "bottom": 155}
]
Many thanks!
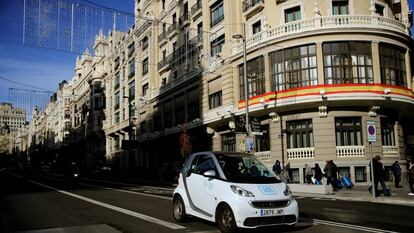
[{"left": 0, "top": 103, "right": 26, "bottom": 134}]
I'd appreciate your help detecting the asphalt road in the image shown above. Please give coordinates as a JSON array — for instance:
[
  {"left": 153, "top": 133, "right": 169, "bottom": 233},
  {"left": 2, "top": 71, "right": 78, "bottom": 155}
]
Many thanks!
[{"left": 1, "top": 171, "right": 413, "bottom": 233}]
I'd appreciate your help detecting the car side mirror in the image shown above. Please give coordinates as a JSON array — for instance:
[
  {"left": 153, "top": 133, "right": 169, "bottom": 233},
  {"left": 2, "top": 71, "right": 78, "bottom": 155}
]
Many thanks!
[{"left": 203, "top": 170, "right": 216, "bottom": 178}]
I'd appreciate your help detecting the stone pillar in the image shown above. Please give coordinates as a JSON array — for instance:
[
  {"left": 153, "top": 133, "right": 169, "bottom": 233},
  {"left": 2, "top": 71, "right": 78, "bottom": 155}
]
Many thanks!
[
  {"left": 263, "top": 53, "right": 272, "bottom": 92},
  {"left": 316, "top": 42, "right": 324, "bottom": 85},
  {"left": 405, "top": 50, "right": 412, "bottom": 90},
  {"left": 371, "top": 42, "right": 381, "bottom": 84}
]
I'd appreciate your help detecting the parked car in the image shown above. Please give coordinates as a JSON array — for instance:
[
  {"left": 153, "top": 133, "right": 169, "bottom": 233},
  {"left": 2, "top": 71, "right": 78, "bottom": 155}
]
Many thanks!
[{"left": 172, "top": 151, "right": 298, "bottom": 233}]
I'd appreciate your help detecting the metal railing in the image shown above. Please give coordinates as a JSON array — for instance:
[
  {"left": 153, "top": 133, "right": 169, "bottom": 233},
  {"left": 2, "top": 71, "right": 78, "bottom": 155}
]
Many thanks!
[
  {"left": 242, "top": 0, "right": 264, "bottom": 13},
  {"left": 191, "top": 1, "right": 202, "bottom": 16}
]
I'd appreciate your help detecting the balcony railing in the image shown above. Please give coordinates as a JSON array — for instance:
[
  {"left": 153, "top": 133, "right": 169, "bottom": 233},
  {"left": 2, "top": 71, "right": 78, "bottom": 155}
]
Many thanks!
[
  {"left": 179, "top": 13, "right": 189, "bottom": 26},
  {"left": 232, "top": 15, "right": 408, "bottom": 55},
  {"left": 254, "top": 151, "right": 271, "bottom": 161},
  {"left": 382, "top": 146, "right": 399, "bottom": 157},
  {"left": 168, "top": 23, "right": 177, "bottom": 35},
  {"left": 287, "top": 147, "right": 315, "bottom": 160},
  {"left": 158, "top": 31, "right": 167, "bottom": 42},
  {"left": 242, "top": 0, "right": 264, "bottom": 13},
  {"left": 191, "top": 1, "right": 202, "bottom": 17},
  {"left": 336, "top": 146, "right": 365, "bottom": 158}
]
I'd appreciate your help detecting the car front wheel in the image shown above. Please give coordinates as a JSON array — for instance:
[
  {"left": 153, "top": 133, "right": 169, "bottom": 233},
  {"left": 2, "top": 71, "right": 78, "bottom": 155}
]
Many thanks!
[
  {"left": 217, "top": 204, "right": 237, "bottom": 233},
  {"left": 173, "top": 195, "right": 187, "bottom": 222}
]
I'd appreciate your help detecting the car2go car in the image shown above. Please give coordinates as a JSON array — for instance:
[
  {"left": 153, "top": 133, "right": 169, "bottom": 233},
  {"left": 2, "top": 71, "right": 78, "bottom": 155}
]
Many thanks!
[{"left": 172, "top": 152, "right": 298, "bottom": 233}]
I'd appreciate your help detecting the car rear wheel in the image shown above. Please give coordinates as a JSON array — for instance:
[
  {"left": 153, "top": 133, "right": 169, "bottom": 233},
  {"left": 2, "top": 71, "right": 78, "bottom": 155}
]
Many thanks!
[
  {"left": 217, "top": 204, "right": 237, "bottom": 233},
  {"left": 173, "top": 195, "right": 187, "bottom": 222}
]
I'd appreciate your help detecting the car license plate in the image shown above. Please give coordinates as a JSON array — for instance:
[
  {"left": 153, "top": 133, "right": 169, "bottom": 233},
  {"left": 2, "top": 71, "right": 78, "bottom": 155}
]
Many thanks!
[{"left": 260, "top": 209, "right": 283, "bottom": 217}]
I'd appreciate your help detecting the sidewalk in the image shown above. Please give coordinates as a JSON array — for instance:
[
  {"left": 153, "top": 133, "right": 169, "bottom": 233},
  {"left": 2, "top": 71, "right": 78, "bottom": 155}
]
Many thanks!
[{"left": 293, "top": 185, "right": 414, "bottom": 207}]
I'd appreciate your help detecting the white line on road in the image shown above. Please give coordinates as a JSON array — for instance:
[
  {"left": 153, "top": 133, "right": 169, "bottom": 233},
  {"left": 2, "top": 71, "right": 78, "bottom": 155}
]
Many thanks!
[
  {"left": 11, "top": 174, "right": 185, "bottom": 230},
  {"left": 301, "top": 218, "right": 398, "bottom": 233},
  {"left": 81, "top": 182, "right": 173, "bottom": 200}
]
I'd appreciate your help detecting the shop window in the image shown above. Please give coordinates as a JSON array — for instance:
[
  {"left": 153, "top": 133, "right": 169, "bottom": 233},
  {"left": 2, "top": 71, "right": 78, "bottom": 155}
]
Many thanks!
[
  {"left": 379, "top": 43, "right": 406, "bottom": 87},
  {"left": 221, "top": 133, "right": 235, "bottom": 151},
  {"left": 256, "top": 124, "right": 270, "bottom": 152},
  {"left": 381, "top": 118, "right": 395, "bottom": 146},
  {"left": 239, "top": 56, "right": 265, "bottom": 100}
]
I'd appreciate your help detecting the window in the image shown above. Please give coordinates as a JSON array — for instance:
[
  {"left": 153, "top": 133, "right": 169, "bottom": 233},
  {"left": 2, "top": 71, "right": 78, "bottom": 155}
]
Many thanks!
[
  {"left": 239, "top": 56, "right": 265, "bottom": 100},
  {"left": 197, "top": 22, "right": 203, "bottom": 36},
  {"left": 335, "top": 117, "right": 362, "bottom": 146},
  {"left": 193, "top": 155, "right": 217, "bottom": 176},
  {"left": 222, "top": 133, "right": 235, "bottom": 151},
  {"left": 256, "top": 124, "right": 270, "bottom": 152},
  {"left": 252, "top": 21, "right": 261, "bottom": 34},
  {"left": 379, "top": 43, "right": 406, "bottom": 87},
  {"left": 164, "top": 111, "right": 173, "bottom": 128},
  {"left": 288, "top": 168, "right": 300, "bottom": 183},
  {"left": 211, "top": 34, "right": 225, "bottom": 56},
  {"left": 286, "top": 120, "right": 314, "bottom": 149},
  {"left": 323, "top": 42, "right": 373, "bottom": 85},
  {"left": 209, "top": 91, "right": 222, "bottom": 109},
  {"left": 142, "top": 83, "right": 149, "bottom": 96},
  {"left": 175, "top": 106, "right": 185, "bottom": 125},
  {"left": 355, "top": 166, "right": 367, "bottom": 182},
  {"left": 210, "top": 0, "right": 224, "bottom": 27},
  {"left": 332, "top": 0, "right": 348, "bottom": 15},
  {"left": 128, "top": 43, "right": 135, "bottom": 57},
  {"left": 154, "top": 114, "right": 162, "bottom": 131},
  {"left": 128, "top": 60, "right": 135, "bottom": 78},
  {"left": 140, "top": 121, "right": 146, "bottom": 133},
  {"left": 114, "top": 91, "right": 120, "bottom": 110},
  {"left": 142, "top": 58, "right": 149, "bottom": 75},
  {"left": 115, "top": 112, "right": 120, "bottom": 124},
  {"left": 375, "top": 4, "right": 384, "bottom": 16},
  {"left": 338, "top": 167, "right": 350, "bottom": 177},
  {"left": 142, "top": 36, "right": 148, "bottom": 50},
  {"left": 114, "top": 72, "right": 120, "bottom": 90},
  {"left": 188, "top": 100, "right": 200, "bottom": 121},
  {"left": 161, "top": 0, "right": 165, "bottom": 10},
  {"left": 270, "top": 44, "right": 317, "bottom": 91},
  {"left": 129, "top": 81, "right": 135, "bottom": 101},
  {"left": 285, "top": 6, "right": 301, "bottom": 23},
  {"left": 381, "top": 118, "right": 395, "bottom": 146}
]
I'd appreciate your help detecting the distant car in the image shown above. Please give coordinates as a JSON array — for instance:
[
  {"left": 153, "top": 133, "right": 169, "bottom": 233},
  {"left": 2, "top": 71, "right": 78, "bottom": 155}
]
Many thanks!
[
  {"left": 41, "top": 165, "right": 50, "bottom": 173},
  {"left": 172, "top": 152, "right": 298, "bottom": 233}
]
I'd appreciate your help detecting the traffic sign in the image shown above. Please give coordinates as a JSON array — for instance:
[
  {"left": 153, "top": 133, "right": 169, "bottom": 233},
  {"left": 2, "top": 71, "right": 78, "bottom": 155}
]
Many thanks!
[{"left": 366, "top": 121, "right": 377, "bottom": 142}]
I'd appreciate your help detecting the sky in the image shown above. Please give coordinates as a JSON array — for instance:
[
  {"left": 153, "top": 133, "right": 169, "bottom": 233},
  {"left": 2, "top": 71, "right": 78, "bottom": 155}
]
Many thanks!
[{"left": 0, "top": 0, "right": 134, "bottom": 105}]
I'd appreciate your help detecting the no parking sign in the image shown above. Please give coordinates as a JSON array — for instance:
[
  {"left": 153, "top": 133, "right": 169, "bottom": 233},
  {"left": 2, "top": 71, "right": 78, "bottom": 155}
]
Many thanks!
[{"left": 366, "top": 121, "right": 377, "bottom": 142}]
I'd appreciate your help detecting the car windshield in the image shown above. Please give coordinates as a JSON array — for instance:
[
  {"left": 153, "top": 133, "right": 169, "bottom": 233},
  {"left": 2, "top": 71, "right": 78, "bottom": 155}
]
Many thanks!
[{"left": 216, "top": 153, "right": 281, "bottom": 184}]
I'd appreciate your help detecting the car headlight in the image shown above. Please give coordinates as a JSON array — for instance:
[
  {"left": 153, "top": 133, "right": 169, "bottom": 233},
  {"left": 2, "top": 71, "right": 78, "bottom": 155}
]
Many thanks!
[
  {"left": 284, "top": 185, "right": 292, "bottom": 196},
  {"left": 230, "top": 185, "right": 255, "bottom": 197}
]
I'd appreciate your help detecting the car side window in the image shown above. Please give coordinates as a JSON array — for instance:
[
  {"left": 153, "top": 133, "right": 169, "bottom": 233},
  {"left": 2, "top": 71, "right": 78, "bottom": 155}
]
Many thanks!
[
  {"left": 186, "top": 156, "right": 199, "bottom": 177},
  {"left": 194, "top": 155, "right": 216, "bottom": 175}
]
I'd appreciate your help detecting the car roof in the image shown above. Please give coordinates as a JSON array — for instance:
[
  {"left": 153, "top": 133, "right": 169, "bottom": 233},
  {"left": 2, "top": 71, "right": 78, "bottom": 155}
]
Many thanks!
[{"left": 190, "top": 151, "right": 252, "bottom": 158}]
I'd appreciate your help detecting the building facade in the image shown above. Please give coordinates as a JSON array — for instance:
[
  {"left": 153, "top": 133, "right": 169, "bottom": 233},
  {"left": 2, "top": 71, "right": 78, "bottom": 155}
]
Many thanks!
[
  {"left": 101, "top": 0, "right": 413, "bottom": 184},
  {"left": 0, "top": 103, "right": 26, "bottom": 134},
  {"left": 21, "top": 0, "right": 414, "bottom": 185}
]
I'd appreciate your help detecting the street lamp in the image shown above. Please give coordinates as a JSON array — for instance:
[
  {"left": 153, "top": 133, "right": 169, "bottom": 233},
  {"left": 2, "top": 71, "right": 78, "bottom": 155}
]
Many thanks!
[{"left": 233, "top": 22, "right": 249, "bottom": 137}]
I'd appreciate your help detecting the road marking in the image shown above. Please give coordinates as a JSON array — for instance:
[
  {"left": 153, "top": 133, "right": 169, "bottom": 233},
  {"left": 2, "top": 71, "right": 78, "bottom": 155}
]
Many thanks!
[
  {"left": 81, "top": 182, "right": 172, "bottom": 201},
  {"left": 301, "top": 218, "right": 398, "bottom": 233},
  {"left": 11, "top": 174, "right": 185, "bottom": 230}
]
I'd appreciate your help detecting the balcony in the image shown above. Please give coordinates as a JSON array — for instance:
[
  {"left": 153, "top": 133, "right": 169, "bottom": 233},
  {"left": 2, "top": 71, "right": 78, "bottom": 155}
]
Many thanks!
[
  {"left": 382, "top": 146, "right": 399, "bottom": 157},
  {"left": 158, "top": 31, "right": 167, "bottom": 43},
  {"left": 191, "top": 1, "right": 202, "bottom": 19},
  {"left": 336, "top": 146, "right": 365, "bottom": 158},
  {"left": 287, "top": 147, "right": 315, "bottom": 160},
  {"left": 158, "top": 56, "right": 171, "bottom": 71},
  {"left": 254, "top": 151, "right": 271, "bottom": 161},
  {"left": 243, "top": 0, "right": 264, "bottom": 17},
  {"left": 232, "top": 15, "right": 409, "bottom": 55},
  {"left": 190, "top": 33, "right": 203, "bottom": 46},
  {"left": 168, "top": 23, "right": 177, "bottom": 37},
  {"left": 179, "top": 13, "right": 190, "bottom": 27}
]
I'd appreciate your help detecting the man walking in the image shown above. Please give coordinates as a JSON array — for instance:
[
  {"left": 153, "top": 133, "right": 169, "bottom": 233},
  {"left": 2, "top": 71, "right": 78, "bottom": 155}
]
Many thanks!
[
  {"left": 391, "top": 161, "right": 402, "bottom": 188},
  {"left": 408, "top": 160, "right": 414, "bottom": 195},
  {"left": 369, "top": 156, "right": 390, "bottom": 196}
]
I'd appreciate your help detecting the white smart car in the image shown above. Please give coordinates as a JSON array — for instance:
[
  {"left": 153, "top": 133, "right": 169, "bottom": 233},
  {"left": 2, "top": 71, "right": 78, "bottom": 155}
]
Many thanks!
[{"left": 172, "top": 151, "right": 298, "bottom": 233}]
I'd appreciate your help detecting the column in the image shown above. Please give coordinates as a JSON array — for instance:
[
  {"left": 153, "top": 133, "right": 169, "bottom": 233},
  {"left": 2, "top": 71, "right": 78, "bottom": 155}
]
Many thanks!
[
  {"left": 264, "top": 53, "right": 271, "bottom": 92},
  {"left": 316, "top": 42, "right": 324, "bottom": 85},
  {"left": 371, "top": 41, "right": 381, "bottom": 84},
  {"left": 405, "top": 50, "right": 412, "bottom": 90}
]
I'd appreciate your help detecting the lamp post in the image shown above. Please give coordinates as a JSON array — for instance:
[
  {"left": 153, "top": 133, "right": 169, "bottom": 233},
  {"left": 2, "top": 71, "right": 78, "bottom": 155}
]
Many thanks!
[{"left": 233, "top": 23, "right": 249, "bottom": 137}]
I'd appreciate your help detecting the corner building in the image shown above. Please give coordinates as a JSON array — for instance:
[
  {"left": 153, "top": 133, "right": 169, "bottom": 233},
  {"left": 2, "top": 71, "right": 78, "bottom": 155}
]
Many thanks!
[{"left": 105, "top": 0, "right": 414, "bottom": 184}]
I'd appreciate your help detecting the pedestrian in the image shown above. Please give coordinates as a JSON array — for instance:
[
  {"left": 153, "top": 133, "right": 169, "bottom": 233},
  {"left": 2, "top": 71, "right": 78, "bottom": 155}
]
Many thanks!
[
  {"left": 314, "top": 163, "right": 323, "bottom": 185},
  {"left": 324, "top": 160, "right": 338, "bottom": 191},
  {"left": 284, "top": 162, "right": 291, "bottom": 183},
  {"left": 272, "top": 160, "right": 281, "bottom": 175},
  {"left": 305, "top": 163, "right": 312, "bottom": 184},
  {"left": 369, "top": 156, "right": 390, "bottom": 196},
  {"left": 391, "top": 161, "right": 402, "bottom": 188},
  {"left": 408, "top": 160, "right": 414, "bottom": 195}
]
